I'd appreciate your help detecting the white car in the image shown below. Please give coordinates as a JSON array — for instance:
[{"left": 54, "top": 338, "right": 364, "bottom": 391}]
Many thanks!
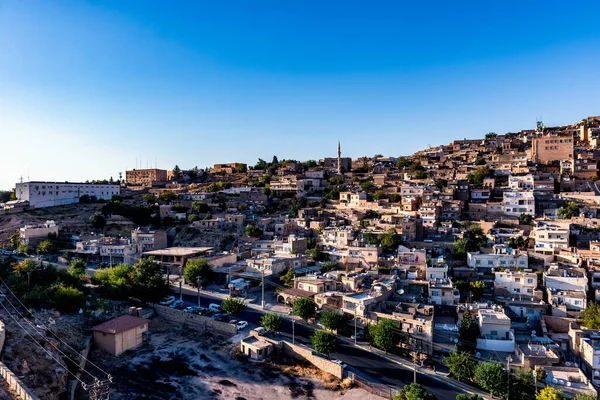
[
  {"left": 159, "top": 296, "right": 175, "bottom": 305},
  {"left": 170, "top": 299, "right": 184, "bottom": 308},
  {"left": 252, "top": 327, "right": 270, "bottom": 336},
  {"left": 331, "top": 359, "right": 347, "bottom": 369},
  {"left": 235, "top": 321, "right": 248, "bottom": 331}
]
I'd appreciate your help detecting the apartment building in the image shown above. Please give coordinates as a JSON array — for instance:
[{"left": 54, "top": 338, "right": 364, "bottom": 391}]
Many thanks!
[
  {"left": 419, "top": 202, "right": 441, "bottom": 231},
  {"left": 211, "top": 163, "right": 247, "bottom": 174},
  {"left": 125, "top": 168, "right": 168, "bottom": 187},
  {"left": 15, "top": 181, "right": 120, "bottom": 209},
  {"left": 294, "top": 275, "right": 340, "bottom": 293},
  {"left": 476, "top": 308, "right": 515, "bottom": 352},
  {"left": 508, "top": 174, "right": 534, "bottom": 191},
  {"left": 246, "top": 255, "right": 307, "bottom": 276},
  {"left": 570, "top": 325, "right": 600, "bottom": 387},
  {"left": 503, "top": 190, "right": 535, "bottom": 217},
  {"left": 467, "top": 245, "right": 528, "bottom": 273},
  {"left": 339, "top": 191, "right": 367, "bottom": 207},
  {"left": 397, "top": 246, "right": 427, "bottom": 280},
  {"left": 544, "top": 265, "right": 588, "bottom": 292},
  {"left": 374, "top": 303, "right": 434, "bottom": 355},
  {"left": 320, "top": 227, "right": 355, "bottom": 249},
  {"left": 494, "top": 271, "right": 538, "bottom": 300},
  {"left": 531, "top": 134, "right": 574, "bottom": 164},
  {"left": 428, "top": 278, "right": 459, "bottom": 305},
  {"left": 533, "top": 223, "right": 570, "bottom": 255},
  {"left": 130, "top": 228, "right": 167, "bottom": 253},
  {"left": 19, "top": 220, "right": 59, "bottom": 246}
]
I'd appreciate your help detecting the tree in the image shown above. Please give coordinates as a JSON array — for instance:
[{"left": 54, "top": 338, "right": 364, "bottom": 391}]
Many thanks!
[
  {"left": 453, "top": 239, "right": 469, "bottom": 260},
  {"left": 52, "top": 285, "right": 85, "bottom": 313},
  {"left": 272, "top": 155, "right": 279, "bottom": 165},
  {"left": 507, "top": 236, "right": 526, "bottom": 249},
  {"left": 235, "top": 164, "right": 247, "bottom": 173},
  {"left": 192, "top": 201, "right": 209, "bottom": 214},
  {"left": 188, "top": 214, "right": 199, "bottom": 222},
  {"left": 142, "top": 193, "right": 157, "bottom": 204},
  {"left": 444, "top": 349, "right": 475, "bottom": 382},
  {"left": 245, "top": 225, "right": 263, "bottom": 238},
  {"left": 159, "top": 190, "right": 177, "bottom": 203},
  {"left": 389, "top": 193, "right": 401, "bottom": 203},
  {"left": 373, "top": 190, "right": 387, "bottom": 201},
  {"left": 263, "top": 186, "right": 272, "bottom": 196},
  {"left": 469, "top": 281, "right": 485, "bottom": 301},
  {"left": 361, "top": 181, "right": 374, "bottom": 191},
  {"left": 414, "top": 170, "right": 428, "bottom": 179},
  {"left": 133, "top": 257, "right": 170, "bottom": 302},
  {"left": 17, "top": 244, "right": 34, "bottom": 255},
  {"left": 15, "top": 259, "right": 37, "bottom": 275},
  {"left": 92, "top": 264, "right": 135, "bottom": 299},
  {"left": 474, "top": 361, "right": 507, "bottom": 398},
  {"left": 172, "top": 165, "right": 183, "bottom": 181},
  {"left": 475, "top": 158, "right": 487, "bottom": 165},
  {"left": 558, "top": 202, "right": 580, "bottom": 219},
  {"left": 485, "top": 132, "right": 497, "bottom": 139},
  {"left": 260, "top": 313, "right": 283, "bottom": 333},
  {"left": 90, "top": 214, "right": 106, "bottom": 229},
  {"left": 305, "top": 160, "right": 317, "bottom": 168},
  {"left": 321, "top": 310, "right": 344, "bottom": 332},
  {"left": 459, "top": 309, "right": 480, "bottom": 353},
  {"left": 581, "top": 301, "right": 600, "bottom": 329},
  {"left": 536, "top": 388, "right": 565, "bottom": 400},
  {"left": 310, "top": 330, "right": 337, "bottom": 357},
  {"left": 37, "top": 239, "right": 54, "bottom": 254},
  {"left": 294, "top": 297, "right": 317, "bottom": 321},
  {"left": 184, "top": 258, "right": 215, "bottom": 286},
  {"left": 369, "top": 318, "right": 398, "bottom": 354},
  {"left": 280, "top": 267, "right": 297, "bottom": 286},
  {"left": 397, "top": 158, "right": 411, "bottom": 169},
  {"left": 69, "top": 259, "right": 86, "bottom": 277},
  {"left": 519, "top": 213, "right": 533, "bottom": 225},
  {"left": 511, "top": 368, "right": 536, "bottom": 400},
  {"left": 321, "top": 262, "right": 338, "bottom": 272},
  {"left": 222, "top": 297, "right": 246, "bottom": 315},
  {"left": 466, "top": 166, "right": 494, "bottom": 185},
  {"left": 573, "top": 394, "right": 597, "bottom": 400},
  {"left": 9, "top": 231, "right": 20, "bottom": 249},
  {"left": 393, "top": 383, "right": 436, "bottom": 400},
  {"left": 456, "top": 395, "right": 484, "bottom": 400}
]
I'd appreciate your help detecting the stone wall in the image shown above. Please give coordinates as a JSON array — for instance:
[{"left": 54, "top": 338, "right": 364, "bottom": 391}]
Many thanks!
[
  {"left": 153, "top": 305, "right": 237, "bottom": 335},
  {"left": 68, "top": 337, "right": 92, "bottom": 400},
  {"left": 0, "top": 320, "right": 40, "bottom": 400}
]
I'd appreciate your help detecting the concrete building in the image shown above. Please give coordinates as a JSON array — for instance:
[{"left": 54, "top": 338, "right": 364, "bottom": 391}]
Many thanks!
[
  {"left": 530, "top": 134, "right": 574, "bottom": 164},
  {"left": 19, "top": 220, "right": 59, "bottom": 246},
  {"left": 15, "top": 181, "right": 120, "bottom": 208},
  {"left": 294, "top": 275, "right": 340, "bottom": 294},
  {"left": 467, "top": 245, "right": 528, "bottom": 275},
  {"left": 92, "top": 314, "right": 149, "bottom": 356},
  {"left": 476, "top": 309, "right": 515, "bottom": 353},
  {"left": 536, "top": 366, "right": 597, "bottom": 399},
  {"left": 211, "top": 163, "right": 247, "bottom": 174},
  {"left": 131, "top": 228, "right": 168, "bottom": 253},
  {"left": 533, "top": 223, "right": 570, "bottom": 256},
  {"left": 246, "top": 255, "right": 307, "bottom": 276},
  {"left": 125, "top": 168, "right": 168, "bottom": 187},
  {"left": 240, "top": 335, "right": 274, "bottom": 360},
  {"left": 339, "top": 192, "right": 367, "bottom": 207},
  {"left": 142, "top": 247, "right": 214, "bottom": 274},
  {"left": 503, "top": 190, "right": 535, "bottom": 217},
  {"left": 374, "top": 303, "right": 434, "bottom": 355},
  {"left": 428, "top": 278, "right": 459, "bottom": 306},
  {"left": 494, "top": 271, "right": 539, "bottom": 301}
]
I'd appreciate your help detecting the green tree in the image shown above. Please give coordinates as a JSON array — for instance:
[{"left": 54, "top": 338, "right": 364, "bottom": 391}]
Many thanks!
[
  {"left": 142, "top": 193, "right": 157, "bottom": 204},
  {"left": 280, "top": 267, "right": 297, "bottom": 286},
  {"left": 519, "top": 213, "right": 533, "bottom": 225},
  {"left": 581, "top": 301, "right": 600, "bottom": 329},
  {"left": 17, "top": 244, "right": 34, "bottom": 255},
  {"left": 9, "top": 232, "right": 20, "bottom": 249},
  {"left": 321, "top": 262, "right": 338, "bottom": 272},
  {"left": 466, "top": 166, "right": 495, "bottom": 185},
  {"left": 245, "top": 224, "right": 263, "bottom": 238},
  {"left": 305, "top": 160, "right": 317, "bottom": 168},
  {"left": 453, "top": 239, "right": 469, "bottom": 260},
  {"left": 133, "top": 257, "right": 170, "bottom": 302},
  {"left": 456, "top": 395, "right": 484, "bottom": 400},
  {"left": 294, "top": 297, "right": 317, "bottom": 321},
  {"left": 469, "top": 281, "right": 485, "bottom": 301},
  {"left": 184, "top": 258, "right": 215, "bottom": 286},
  {"left": 474, "top": 361, "right": 507, "bottom": 398},
  {"left": 459, "top": 309, "right": 480, "bottom": 353},
  {"left": 444, "top": 349, "right": 475, "bottom": 382},
  {"left": 369, "top": 318, "right": 398, "bottom": 354},
  {"left": 393, "top": 383, "right": 437, "bottom": 400},
  {"left": 235, "top": 164, "right": 248, "bottom": 173},
  {"left": 69, "top": 259, "right": 86, "bottom": 277},
  {"left": 507, "top": 236, "right": 526, "bottom": 249},
  {"left": 260, "top": 313, "right": 284, "bottom": 333},
  {"left": 573, "top": 394, "right": 597, "bottom": 400},
  {"left": 321, "top": 310, "right": 344, "bottom": 332},
  {"left": 511, "top": 368, "right": 536, "bottom": 400},
  {"left": 159, "top": 190, "right": 177, "bottom": 203},
  {"left": 397, "top": 158, "right": 411, "bottom": 169},
  {"left": 192, "top": 201, "right": 209, "bottom": 214},
  {"left": 361, "top": 181, "right": 374, "bottom": 191},
  {"left": 92, "top": 264, "right": 135, "bottom": 299},
  {"left": 172, "top": 165, "right": 183, "bottom": 181},
  {"left": 37, "top": 239, "right": 54, "bottom": 254},
  {"left": 475, "top": 158, "right": 487, "bottom": 165},
  {"left": 263, "top": 186, "right": 272, "bottom": 196},
  {"left": 485, "top": 132, "right": 497, "bottom": 139},
  {"left": 188, "top": 214, "right": 199, "bottom": 222},
  {"left": 373, "top": 190, "right": 387, "bottom": 201},
  {"left": 414, "top": 170, "right": 428, "bottom": 179},
  {"left": 310, "top": 330, "right": 337, "bottom": 357},
  {"left": 52, "top": 285, "right": 85, "bottom": 313},
  {"left": 389, "top": 193, "right": 401, "bottom": 203},
  {"left": 558, "top": 201, "right": 580, "bottom": 219},
  {"left": 222, "top": 297, "right": 246, "bottom": 315},
  {"left": 536, "top": 387, "right": 565, "bottom": 400},
  {"left": 90, "top": 214, "right": 106, "bottom": 229}
]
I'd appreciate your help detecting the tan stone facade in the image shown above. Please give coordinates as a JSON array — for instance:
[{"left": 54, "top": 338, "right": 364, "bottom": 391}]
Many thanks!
[
  {"left": 126, "top": 168, "right": 168, "bottom": 187},
  {"left": 530, "top": 134, "right": 573, "bottom": 164}
]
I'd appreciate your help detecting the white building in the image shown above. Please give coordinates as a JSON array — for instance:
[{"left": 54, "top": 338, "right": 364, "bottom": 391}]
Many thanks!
[
  {"left": 19, "top": 220, "right": 59, "bottom": 246},
  {"left": 533, "top": 223, "right": 570, "bottom": 256},
  {"left": 508, "top": 174, "right": 534, "bottom": 191},
  {"left": 544, "top": 265, "right": 588, "bottom": 292},
  {"left": 494, "top": 271, "right": 538, "bottom": 300},
  {"left": 16, "top": 181, "right": 120, "bottom": 209},
  {"left": 467, "top": 244, "right": 528, "bottom": 273},
  {"left": 476, "top": 309, "right": 515, "bottom": 353},
  {"left": 503, "top": 190, "right": 535, "bottom": 217},
  {"left": 428, "top": 278, "right": 459, "bottom": 306}
]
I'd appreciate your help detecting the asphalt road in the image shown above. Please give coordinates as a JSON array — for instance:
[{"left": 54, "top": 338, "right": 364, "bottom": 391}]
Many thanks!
[{"left": 177, "top": 291, "right": 465, "bottom": 400}]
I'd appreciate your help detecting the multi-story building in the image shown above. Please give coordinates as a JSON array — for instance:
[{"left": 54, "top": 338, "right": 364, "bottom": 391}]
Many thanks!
[
  {"left": 246, "top": 255, "right": 307, "bottom": 276},
  {"left": 419, "top": 202, "right": 441, "bottom": 231},
  {"left": 374, "top": 303, "right": 434, "bottom": 355},
  {"left": 544, "top": 264, "right": 588, "bottom": 292},
  {"left": 476, "top": 308, "right": 515, "bottom": 352},
  {"left": 294, "top": 275, "right": 340, "bottom": 294},
  {"left": 15, "top": 181, "right": 120, "bottom": 208},
  {"left": 320, "top": 227, "right": 355, "bottom": 249},
  {"left": 533, "top": 223, "right": 570, "bottom": 256},
  {"left": 19, "top": 220, "right": 59, "bottom": 246},
  {"left": 428, "top": 278, "right": 459, "bottom": 305},
  {"left": 494, "top": 271, "right": 538, "bottom": 300},
  {"left": 467, "top": 245, "right": 528, "bottom": 274},
  {"left": 125, "top": 168, "right": 167, "bottom": 187},
  {"left": 503, "top": 190, "right": 535, "bottom": 217},
  {"left": 211, "top": 163, "right": 247, "bottom": 174},
  {"left": 131, "top": 228, "right": 168, "bottom": 253},
  {"left": 530, "top": 134, "right": 574, "bottom": 164},
  {"left": 339, "top": 191, "right": 367, "bottom": 207}
]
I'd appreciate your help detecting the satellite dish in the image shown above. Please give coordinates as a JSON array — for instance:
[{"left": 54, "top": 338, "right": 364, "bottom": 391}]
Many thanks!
[
  {"left": 558, "top": 380, "right": 565, "bottom": 386},
  {"left": 594, "top": 371, "right": 599, "bottom": 377},
  {"left": 454, "top": 338, "right": 459, "bottom": 344},
  {"left": 566, "top": 362, "right": 572, "bottom": 367},
  {"left": 397, "top": 289, "right": 405, "bottom": 295},
  {"left": 566, "top": 382, "right": 572, "bottom": 387},
  {"left": 552, "top": 378, "right": 558, "bottom": 384},
  {"left": 475, "top": 352, "right": 481, "bottom": 357}
]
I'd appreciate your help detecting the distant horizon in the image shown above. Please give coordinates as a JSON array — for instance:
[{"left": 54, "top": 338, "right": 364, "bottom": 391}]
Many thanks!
[{"left": 2, "top": 1, "right": 600, "bottom": 191}]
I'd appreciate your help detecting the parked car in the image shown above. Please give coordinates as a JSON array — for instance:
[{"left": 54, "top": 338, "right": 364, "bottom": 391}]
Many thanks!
[
  {"left": 209, "top": 303, "right": 222, "bottom": 313},
  {"left": 351, "top": 330, "right": 365, "bottom": 340},
  {"left": 212, "top": 314, "right": 229, "bottom": 322},
  {"left": 331, "top": 359, "right": 347, "bottom": 369},
  {"left": 169, "top": 299, "right": 184, "bottom": 308},
  {"left": 228, "top": 319, "right": 239, "bottom": 325},
  {"left": 159, "top": 296, "right": 175, "bottom": 305},
  {"left": 252, "top": 327, "right": 270, "bottom": 336},
  {"left": 184, "top": 306, "right": 203, "bottom": 314},
  {"left": 235, "top": 321, "right": 248, "bottom": 331}
]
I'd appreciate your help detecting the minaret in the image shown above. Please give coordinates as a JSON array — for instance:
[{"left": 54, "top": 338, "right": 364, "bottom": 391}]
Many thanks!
[{"left": 337, "top": 140, "right": 342, "bottom": 175}]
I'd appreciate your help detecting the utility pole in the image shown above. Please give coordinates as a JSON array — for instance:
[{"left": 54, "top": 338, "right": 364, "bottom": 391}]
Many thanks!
[
  {"left": 179, "top": 265, "right": 183, "bottom": 301},
  {"left": 354, "top": 305, "right": 357, "bottom": 345},
  {"left": 84, "top": 376, "right": 112, "bottom": 400},
  {"left": 506, "top": 356, "right": 512, "bottom": 400},
  {"left": 292, "top": 299, "right": 295, "bottom": 345},
  {"left": 261, "top": 270, "right": 265, "bottom": 310},
  {"left": 197, "top": 277, "right": 201, "bottom": 307},
  {"left": 413, "top": 349, "right": 418, "bottom": 384},
  {"left": 27, "top": 271, "right": 31, "bottom": 292}
]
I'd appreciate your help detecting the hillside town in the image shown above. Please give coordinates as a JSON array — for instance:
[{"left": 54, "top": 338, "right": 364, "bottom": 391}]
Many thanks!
[{"left": 2, "top": 116, "right": 600, "bottom": 400}]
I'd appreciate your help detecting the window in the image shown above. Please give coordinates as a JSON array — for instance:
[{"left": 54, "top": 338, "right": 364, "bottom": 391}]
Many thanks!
[{"left": 491, "top": 330, "right": 498, "bottom": 336}]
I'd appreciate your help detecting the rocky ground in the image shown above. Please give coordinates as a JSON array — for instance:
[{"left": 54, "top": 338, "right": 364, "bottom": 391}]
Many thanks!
[{"left": 78, "top": 321, "right": 384, "bottom": 400}]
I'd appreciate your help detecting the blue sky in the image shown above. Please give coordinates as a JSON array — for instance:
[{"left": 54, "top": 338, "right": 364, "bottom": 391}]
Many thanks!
[{"left": 1, "top": 1, "right": 600, "bottom": 190}]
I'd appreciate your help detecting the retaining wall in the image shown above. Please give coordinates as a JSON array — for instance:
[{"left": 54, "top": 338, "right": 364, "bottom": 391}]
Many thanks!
[
  {"left": 0, "top": 320, "right": 40, "bottom": 400},
  {"left": 68, "top": 337, "right": 92, "bottom": 400},
  {"left": 153, "top": 305, "right": 237, "bottom": 335}
]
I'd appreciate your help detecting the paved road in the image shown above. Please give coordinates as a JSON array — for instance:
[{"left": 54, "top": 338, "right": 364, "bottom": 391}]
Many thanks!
[{"left": 177, "top": 291, "right": 466, "bottom": 400}]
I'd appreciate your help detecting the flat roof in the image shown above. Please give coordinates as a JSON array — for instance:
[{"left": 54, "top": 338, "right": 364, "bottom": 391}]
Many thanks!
[
  {"left": 92, "top": 315, "right": 149, "bottom": 334},
  {"left": 143, "top": 247, "right": 214, "bottom": 256}
]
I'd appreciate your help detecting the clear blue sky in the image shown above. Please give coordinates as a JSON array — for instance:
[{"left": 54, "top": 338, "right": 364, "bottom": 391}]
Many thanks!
[{"left": 1, "top": 1, "right": 600, "bottom": 190}]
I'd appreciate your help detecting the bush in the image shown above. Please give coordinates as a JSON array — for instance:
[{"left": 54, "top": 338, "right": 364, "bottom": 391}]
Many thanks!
[
  {"left": 222, "top": 297, "right": 246, "bottom": 315},
  {"left": 53, "top": 285, "right": 85, "bottom": 313}
]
